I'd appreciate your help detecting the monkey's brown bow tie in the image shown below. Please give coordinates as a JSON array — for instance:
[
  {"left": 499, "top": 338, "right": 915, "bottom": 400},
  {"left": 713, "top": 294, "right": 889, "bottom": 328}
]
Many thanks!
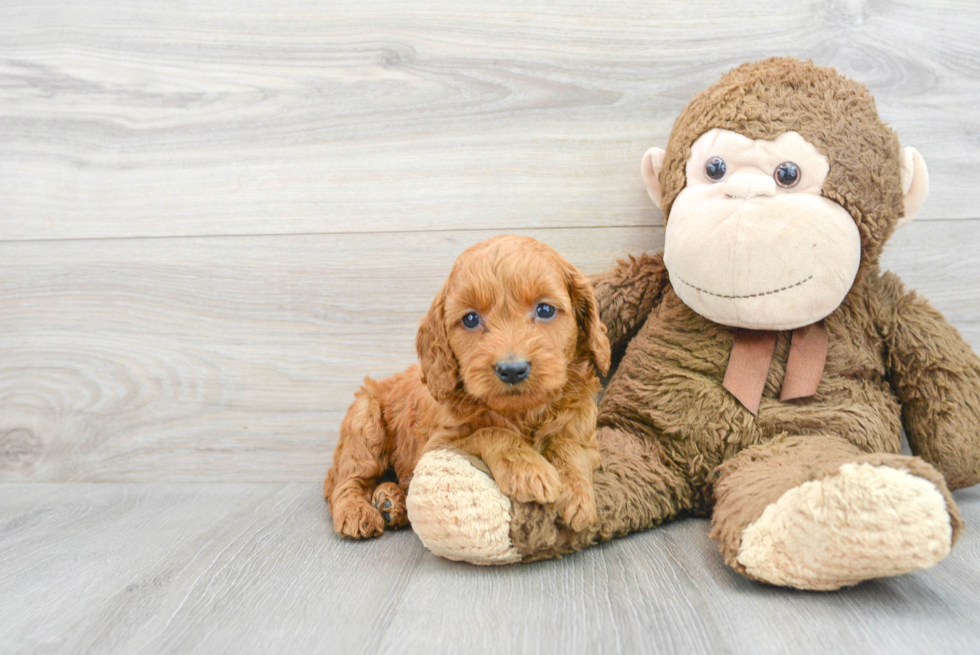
[{"left": 722, "top": 322, "right": 828, "bottom": 415}]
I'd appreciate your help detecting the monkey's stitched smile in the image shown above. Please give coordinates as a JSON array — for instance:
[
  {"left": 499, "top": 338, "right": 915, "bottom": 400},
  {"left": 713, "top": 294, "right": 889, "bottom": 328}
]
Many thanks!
[{"left": 677, "top": 275, "right": 813, "bottom": 300}]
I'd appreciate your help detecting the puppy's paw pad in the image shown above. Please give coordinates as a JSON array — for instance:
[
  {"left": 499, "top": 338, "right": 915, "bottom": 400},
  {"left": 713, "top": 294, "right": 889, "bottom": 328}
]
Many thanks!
[
  {"left": 334, "top": 502, "right": 385, "bottom": 539},
  {"left": 372, "top": 482, "right": 408, "bottom": 529}
]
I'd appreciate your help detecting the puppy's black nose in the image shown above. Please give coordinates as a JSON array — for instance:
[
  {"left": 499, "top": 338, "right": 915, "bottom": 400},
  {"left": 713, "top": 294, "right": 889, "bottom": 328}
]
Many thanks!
[{"left": 495, "top": 360, "right": 530, "bottom": 385}]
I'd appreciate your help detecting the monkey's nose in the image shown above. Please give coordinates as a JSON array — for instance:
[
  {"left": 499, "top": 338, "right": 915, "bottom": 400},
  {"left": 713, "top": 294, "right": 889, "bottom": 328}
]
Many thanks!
[
  {"left": 495, "top": 359, "right": 531, "bottom": 385},
  {"left": 724, "top": 173, "right": 776, "bottom": 199}
]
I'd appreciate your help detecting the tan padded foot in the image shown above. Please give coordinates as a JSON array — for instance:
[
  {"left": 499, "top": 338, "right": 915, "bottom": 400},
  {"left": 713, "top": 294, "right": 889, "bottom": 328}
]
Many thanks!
[
  {"left": 406, "top": 448, "right": 521, "bottom": 565},
  {"left": 738, "top": 463, "right": 953, "bottom": 590}
]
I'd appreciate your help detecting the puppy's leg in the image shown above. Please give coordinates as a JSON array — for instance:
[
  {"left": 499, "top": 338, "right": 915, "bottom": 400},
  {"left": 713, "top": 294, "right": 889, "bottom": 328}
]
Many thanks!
[
  {"left": 545, "top": 438, "right": 601, "bottom": 532},
  {"left": 437, "top": 428, "right": 560, "bottom": 505},
  {"left": 372, "top": 482, "right": 409, "bottom": 530},
  {"left": 326, "top": 384, "right": 389, "bottom": 539}
]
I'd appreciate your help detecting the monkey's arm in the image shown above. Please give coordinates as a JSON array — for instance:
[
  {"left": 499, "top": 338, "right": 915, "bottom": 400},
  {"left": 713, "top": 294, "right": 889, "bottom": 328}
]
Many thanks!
[
  {"left": 876, "top": 272, "right": 980, "bottom": 490},
  {"left": 588, "top": 252, "right": 670, "bottom": 353}
]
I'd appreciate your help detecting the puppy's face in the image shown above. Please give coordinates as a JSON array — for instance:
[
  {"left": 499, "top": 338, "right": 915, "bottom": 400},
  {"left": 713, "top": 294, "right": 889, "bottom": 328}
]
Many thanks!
[{"left": 417, "top": 236, "right": 610, "bottom": 414}]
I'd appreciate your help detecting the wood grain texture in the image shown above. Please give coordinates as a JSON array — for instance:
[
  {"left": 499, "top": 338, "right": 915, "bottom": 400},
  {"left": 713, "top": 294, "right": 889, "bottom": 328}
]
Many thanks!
[
  {"left": 2, "top": 221, "right": 977, "bottom": 482},
  {"left": 0, "top": 227, "right": 657, "bottom": 482},
  {"left": 1, "top": 0, "right": 979, "bottom": 241},
  {"left": 1, "top": 482, "right": 978, "bottom": 654},
  {"left": 3, "top": 2, "right": 980, "bottom": 653}
]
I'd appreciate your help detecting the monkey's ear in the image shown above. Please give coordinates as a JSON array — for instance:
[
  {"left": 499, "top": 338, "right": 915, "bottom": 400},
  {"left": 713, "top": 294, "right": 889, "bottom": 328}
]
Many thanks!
[
  {"left": 416, "top": 285, "right": 459, "bottom": 401},
  {"left": 641, "top": 147, "right": 667, "bottom": 210},
  {"left": 897, "top": 147, "right": 929, "bottom": 228},
  {"left": 566, "top": 267, "right": 611, "bottom": 376}
]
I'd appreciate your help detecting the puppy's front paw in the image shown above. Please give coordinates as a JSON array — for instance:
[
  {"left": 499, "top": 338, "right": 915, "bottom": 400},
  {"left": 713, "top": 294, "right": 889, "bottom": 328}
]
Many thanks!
[
  {"left": 555, "top": 485, "right": 598, "bottom": 532},
  {"left": 333, "top": 500, "right": 385, "bottom": 539},
  {"left": 494, "top": 459, "right": 561, "bottom": 505}
]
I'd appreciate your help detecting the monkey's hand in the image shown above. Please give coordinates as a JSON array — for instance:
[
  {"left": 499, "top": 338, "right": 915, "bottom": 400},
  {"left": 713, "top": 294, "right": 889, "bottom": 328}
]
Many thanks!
[
  {"left": 878, "top": 272, "right": 980, "bottom": 490},
  {"left": 588, "top": 251, "right": 670, "bottom": 354}
]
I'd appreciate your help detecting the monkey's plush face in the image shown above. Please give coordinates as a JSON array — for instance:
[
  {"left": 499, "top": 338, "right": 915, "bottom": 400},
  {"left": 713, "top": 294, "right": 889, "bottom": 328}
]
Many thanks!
[{"left": 661, "top": 129, "right": 861, "bottom": 331}]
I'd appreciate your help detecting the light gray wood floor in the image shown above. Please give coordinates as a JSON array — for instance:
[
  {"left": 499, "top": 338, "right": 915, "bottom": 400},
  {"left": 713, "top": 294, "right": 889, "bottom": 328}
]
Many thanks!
[
  {"left": 2, "top": 483, "right": 979, "bottom": 655},
  {"left": 2, "top": 0, "right": 980, "bottom": 653}
]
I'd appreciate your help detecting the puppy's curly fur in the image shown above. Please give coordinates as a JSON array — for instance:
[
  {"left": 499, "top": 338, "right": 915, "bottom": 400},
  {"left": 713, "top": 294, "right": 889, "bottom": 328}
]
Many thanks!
[{"left": 324, "top": 235, "right": 611, "bottom": 539}]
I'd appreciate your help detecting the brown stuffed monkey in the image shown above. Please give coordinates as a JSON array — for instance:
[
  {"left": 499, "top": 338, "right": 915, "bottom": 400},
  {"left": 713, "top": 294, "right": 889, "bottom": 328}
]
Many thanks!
[{"left": 405, "top": 58, "right": 980, "bottom": 590}]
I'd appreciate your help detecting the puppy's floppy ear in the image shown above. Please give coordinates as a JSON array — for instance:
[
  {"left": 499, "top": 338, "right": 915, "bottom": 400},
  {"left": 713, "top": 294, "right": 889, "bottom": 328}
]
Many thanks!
[
  {"left": 416, "top": 283, "right": 459, "bottom": 401},
  {"left": 565, "top": 265, "right": 611, "bottom": 376}
]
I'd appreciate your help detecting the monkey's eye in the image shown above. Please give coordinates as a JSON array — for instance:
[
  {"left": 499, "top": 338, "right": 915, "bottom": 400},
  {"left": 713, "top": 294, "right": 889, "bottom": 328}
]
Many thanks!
[
  {"left": 774, "top": 161, "right": 800, "bottom": 188},
  {"left": 461, "top": 312, "right": 481, "bottom": 329},
  {"left": 535, "top": 303, "right": 556, "bottom": 320},
  {"left": 705, "top": 156, "right": 726, "bottom": 181}
]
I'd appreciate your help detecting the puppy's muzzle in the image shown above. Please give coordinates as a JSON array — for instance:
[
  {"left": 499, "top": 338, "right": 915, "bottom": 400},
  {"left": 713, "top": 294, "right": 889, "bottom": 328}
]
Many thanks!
[{"left": 495, "top": 359, "right": 531, "bottom": 385}]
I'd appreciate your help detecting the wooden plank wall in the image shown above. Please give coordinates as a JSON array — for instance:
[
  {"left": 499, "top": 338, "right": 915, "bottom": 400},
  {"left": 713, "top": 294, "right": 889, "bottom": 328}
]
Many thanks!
[{"left": 2, "top": 0, "right": 979, "bottom": 482}]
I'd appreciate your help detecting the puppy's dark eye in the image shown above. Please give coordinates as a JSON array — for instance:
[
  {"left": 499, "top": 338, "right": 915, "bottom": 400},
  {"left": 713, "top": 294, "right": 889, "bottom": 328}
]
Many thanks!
[
  {"left": 705, "top": 156, "right": 726, "bottom": 181},
  {"left": 461, "top": 312, "right": 480, "bottom": 329},
  {"left": 774, "top": 161, "right": 800, "bottom": 188},
  {"left": 535, "top": 303, "right": 556, "bottom": 320}
]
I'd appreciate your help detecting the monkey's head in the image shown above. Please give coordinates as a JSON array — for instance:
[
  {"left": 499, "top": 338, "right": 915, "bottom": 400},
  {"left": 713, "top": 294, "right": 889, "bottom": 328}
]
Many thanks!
[{"left": 643, "top": 57, "right": 929, "bottom": 331}]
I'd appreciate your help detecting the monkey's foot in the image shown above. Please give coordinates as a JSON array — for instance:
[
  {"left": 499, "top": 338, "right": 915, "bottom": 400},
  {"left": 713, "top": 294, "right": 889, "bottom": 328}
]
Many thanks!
[
  {"left": 406, "top": 447, "right": 521, "bottom": 565},
  {"left": 737, "top": 463, "right": 954, "bottom": 590}
]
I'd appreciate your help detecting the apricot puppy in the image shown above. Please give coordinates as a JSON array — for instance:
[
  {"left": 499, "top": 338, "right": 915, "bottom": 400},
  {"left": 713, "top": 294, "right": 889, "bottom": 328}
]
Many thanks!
[{"left": 324, "top": 235, "right": 611, "bottom": 539}]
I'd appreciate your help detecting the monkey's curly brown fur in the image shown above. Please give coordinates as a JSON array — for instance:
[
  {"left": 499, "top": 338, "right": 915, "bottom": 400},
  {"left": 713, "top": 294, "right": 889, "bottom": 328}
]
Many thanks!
[
  {"left": 324, "top": 235, "right": 610, "bottom": 539},
  {"left": 497, "top": 59, "right": 980, "bottom": 577}
]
